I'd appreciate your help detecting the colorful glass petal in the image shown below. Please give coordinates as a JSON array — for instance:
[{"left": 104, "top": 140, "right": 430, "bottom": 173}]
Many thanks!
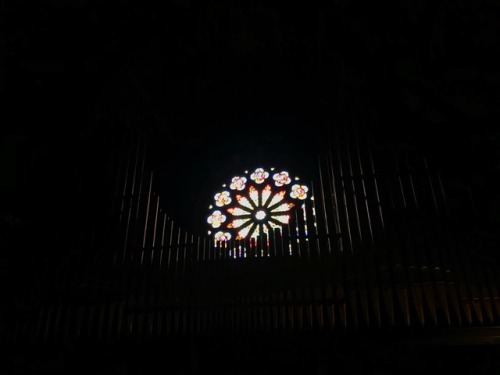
[
  {"left": 261, "top": 184, "right": 272, "bottom": 206},
  {"left": 236, "top": 194, "right": 253, "bottom": 210},
  {"left": 290, "top": 184, "right": 309, "bottom": 200},
  {"left": 270, "top": 202, "right": 295, "bottom": 213},
  {"left": 249, "top": 185, "right": 259, "bottom": 206},
  {"left": 273, "top": 171, "right": 291, "bottom": 187},
  {"left": 268, "top": 190, "right": 286, "bottom": 207},
  {"left": 214, "top": 231, "right": 231, "bottom": 241},
  {"left": 250, "top": 168, "right": 269, "bottom": 184},
  {"left": 227, "top": 207, "right": 251, "bottom": 216},
  {"left": 228, "top": 218, "right": 251, "bottom": 229},
  {"left": 207, "top": 210, "right": 226, "bottom": 228},
  {"left": 214, "top": 191, "right": 232, "bottom": 207},
  {"left": 230, "top": 176, "right": 247, "bottom": 191},
  {"left": 238, "top": 225, "right": 252, "bottom": 239}
]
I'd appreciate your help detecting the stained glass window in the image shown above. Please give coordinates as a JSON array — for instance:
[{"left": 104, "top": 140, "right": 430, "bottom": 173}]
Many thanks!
[{"left": 207, "top": 167, "right": 309, "bottom": 242}]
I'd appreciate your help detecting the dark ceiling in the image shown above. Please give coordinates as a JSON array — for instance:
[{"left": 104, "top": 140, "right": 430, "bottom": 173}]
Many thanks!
[{"left": 3, "top": 0, "right": 500, "bottom": 235}]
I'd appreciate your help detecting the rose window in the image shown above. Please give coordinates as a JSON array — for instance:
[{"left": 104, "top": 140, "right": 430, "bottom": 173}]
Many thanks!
[{"left": 207, "top": 167, "right": 309, "bottom": 242}]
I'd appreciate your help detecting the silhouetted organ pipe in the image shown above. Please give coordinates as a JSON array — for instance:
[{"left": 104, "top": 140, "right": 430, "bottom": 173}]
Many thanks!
[
  {"left": 118, "top": 142, "right": 134, "bottom": 266},
  {"left": 354, "top": 127, "right": 374, "bottom": 244},
  {"left": 309, "top": 181, "right": 322, "bottom": 256},
  {"left": 346, "top": 135, "right": 363, "bottom": 245},
  {"left": 11, "top": 125, "right": 500, "bottom": 344},
  {"left": 394, "top": 153, "right": 407, "bottom": 209},
  {"left": 336, "top": 134, "right": 353, "bottom": 252},
  {"left": 367, "top": 137, "right": 384, "bottom": 231},
  {"left": 405, "top": 157, "right": 418, "bottom": 209},
  {"left": 423, "top": 157, "right": 440, "bottom": 214},
  {"left": 114, "top": 143, "right": 131, "bottom": 266},
  {"left": 327, "top": 138, "right": 344, "bottom": 252},
  {"left": 135, "top": 141, "right": 147, "bottom": 221},
  {"left": 150, "top": 196, "right": 160, "bottom": 266},
  {"left": 167, "top": 219, "right": 174, "bottom": 271},
  {"left": 141, "top": 172, "right": 153, "bottom": 266},
  {"left": 317, "top": 156, "right": 333, "bottom": 255}
]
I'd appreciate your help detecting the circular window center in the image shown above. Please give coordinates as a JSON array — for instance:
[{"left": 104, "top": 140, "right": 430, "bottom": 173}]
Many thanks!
[{"left": 255, "top": 210, "right": 267, "bottom": 220}]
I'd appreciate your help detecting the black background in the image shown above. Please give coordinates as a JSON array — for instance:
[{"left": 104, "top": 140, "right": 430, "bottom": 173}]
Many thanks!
[
  {"left": 2, "top": 2, "right": 500, "bottom": 373},
  {"left": 3, "top": 1, "right": 500, "bottom": 260}
]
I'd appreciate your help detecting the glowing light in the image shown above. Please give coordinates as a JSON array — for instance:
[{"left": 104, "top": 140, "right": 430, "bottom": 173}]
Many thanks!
[
  {"left": 273, "top": 171, "right": 291, "bottom": 187},
  {"left": 249, "top": 185, "right": 259, "bottom": 206},
  {"left": 207, "top": 167, "right": 309, "bottom": 241},
  {"left": 230, "top": 176, "right": 247, "bottom": 191},
  {"left": 228, "top": 218, "right": 251, "bottom": 229},
  {"left": 214, "top": 191, "right": 231, "bottom": 207},
  {"left": 255, "top": 210, "right": 266, "bottom": 220},
  {"left": 250, "top": 168, "right": 269, "bottom": 184},
  {"left": 236, "top": 194, "right": 253, "bottom": 210},
  {"left": 271, "top": 202, "right": 295, "bottom": 213},
  {"left": 261, "top": 184, "right": 272, "bottom": 206},
  {"left": 207, "top": 210, "right": 226, "bottom": 228},
  {"left": 237, "top": 226, "right": 252, "bottom": 239},
  {"left": 214, "top": 231, "right": 231, "bottom": 241},
  {"left": 227, "top": 207, "right": 251, "bottom": 216},
  {"left": 290, "top": 184, "right": 308, "bottom": 200},
  {"left": 268, "top": 190, "right": 286, "bottom": 207}
]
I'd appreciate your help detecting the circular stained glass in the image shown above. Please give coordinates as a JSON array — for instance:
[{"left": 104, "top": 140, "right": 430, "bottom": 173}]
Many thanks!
[{"left": 207, "top": 167, "right": 309, "bottom": 242}]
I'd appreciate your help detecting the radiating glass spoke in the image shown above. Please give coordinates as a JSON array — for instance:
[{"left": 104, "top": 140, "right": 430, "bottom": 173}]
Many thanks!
[
  {"left": 228, "top": 207, "right": 252, "bottom": 216},
  {"left": 267, "top": 190, "right": 286, "bottom": 209}
]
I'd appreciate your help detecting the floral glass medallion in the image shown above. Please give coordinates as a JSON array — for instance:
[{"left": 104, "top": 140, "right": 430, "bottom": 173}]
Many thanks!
[{"left": 207, "top": 167, "right": 309, "bottom": 242}]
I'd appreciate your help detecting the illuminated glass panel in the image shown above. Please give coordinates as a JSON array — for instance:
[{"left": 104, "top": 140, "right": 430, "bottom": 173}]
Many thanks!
[
  {"left": 290, "top": 184, "right": 309, "bottom": 200},
  {"left": 230, "top": 176, "right": 247, "bottom": 191},
  {"left": 238, "top": 225, "right": 252, "bottom": 239},
  {"left": 228, "top": 218, "right": 251, "bottom": 229},
  {"left": 271, "top": 203, "right": 294, "bottom": 213},
  {"left": 236, "top": 195, "right": 253, "bottom": 210},
  {"left": 273, "top": 171, "right": 291, "bottom": 187},
  {"left": 261, "top": 184, "right": 272, "bottom": 206},
  {"left": 214, "top": 191, "right": 232, "bottom": 207},
  {"left": 248, "top": 225, "right": 259, "bottom": 238},
  {"left": 250, "top": 168, "right": 269, "bottom": 184},
  {"left": 207, "top": 167, "right": 309, "bottom": 241},
  {"left": 255, "top": 210, "right": 266, "bottom": 220},
  {"left": 249, "top": 185, "right": 260, "bottom": 206},
  {"left": 207, "top": 210, "right": 226, "bottom": 228},
  {"left": 214, "top": 231, "right": 231, "bottom": 241},
  {"left": 227, "top": 207, "right": 251, "bottom": 216},
  {"left": 268, "top": 190, "right": 286, "bottom": 207}
]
